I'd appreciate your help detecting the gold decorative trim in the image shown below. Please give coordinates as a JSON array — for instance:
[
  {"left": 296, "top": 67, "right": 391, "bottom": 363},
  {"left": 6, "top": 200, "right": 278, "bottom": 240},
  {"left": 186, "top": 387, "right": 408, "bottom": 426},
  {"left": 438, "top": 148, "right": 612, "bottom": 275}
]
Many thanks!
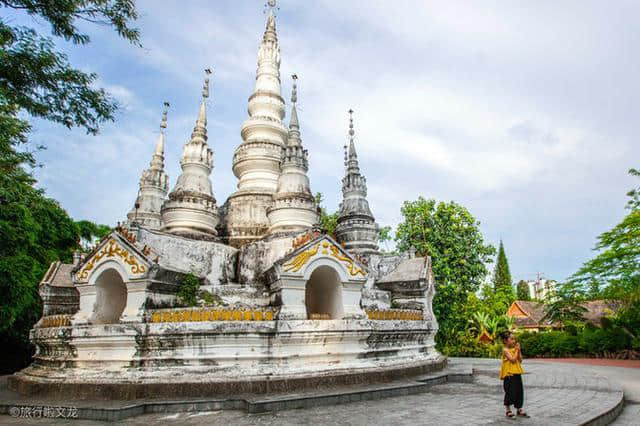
[
  {"left": 149, "top": 308, "right": 276, "bottom": 323},
  {"left": 366, "top": 310, "right": 423, "bottom": 321},
  {"left": 309, "top": 313, "right": 331, "bottom": 320},
  {"left": 76, "top": 238, "right": 146, "bottom": 280},
  {"left": 283, "top": 243, "right": 320, "bottom": 272},
  {"left": 330, "top": 245, "right": 366, "bottom": 277},
  {"left": 39, "top": 315, "right": 72, "bottom": 328},
  {"left": 283, "top": 240, "right": 366, "bottom": 277}
]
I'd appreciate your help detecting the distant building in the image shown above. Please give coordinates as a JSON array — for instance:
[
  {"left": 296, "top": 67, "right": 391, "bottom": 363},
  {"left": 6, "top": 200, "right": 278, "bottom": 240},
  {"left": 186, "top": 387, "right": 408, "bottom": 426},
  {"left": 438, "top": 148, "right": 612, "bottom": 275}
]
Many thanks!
[
  {"left": 527, "top": 279, "right": 557, "bottom": 301},
  {"left": 506, "top": 300, "right": 622, "bottom": 332},
  {"left": 507, "top": 301, "right": 555, "bottom": 332}
]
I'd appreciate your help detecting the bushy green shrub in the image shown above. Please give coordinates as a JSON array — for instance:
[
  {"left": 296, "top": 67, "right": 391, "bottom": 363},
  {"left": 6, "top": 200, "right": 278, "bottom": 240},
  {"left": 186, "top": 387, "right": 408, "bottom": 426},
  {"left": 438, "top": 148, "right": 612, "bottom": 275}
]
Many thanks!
[
  {"left": 177, "top": 273, "right": 200, "bottom": 307},
  {"left": 579, "top": 327, "right": 630, "bottom": 353},
  {"left": 549, "top": 333, "right": 579, "bottom": 357},
  {"left": 516, "top": 325, "right": 632, "bottom": 358},
  {"left": 440, "top": 332, "right": 502, "bottom": 358}
]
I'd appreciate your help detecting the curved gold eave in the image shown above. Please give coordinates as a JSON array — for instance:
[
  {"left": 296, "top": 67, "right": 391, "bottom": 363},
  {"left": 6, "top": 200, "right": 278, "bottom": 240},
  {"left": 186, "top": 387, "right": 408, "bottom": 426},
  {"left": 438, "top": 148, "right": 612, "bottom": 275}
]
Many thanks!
[
  {"left": 75, "top": 238, "right": 147, "bottom": 282},
  {"left": 283, "top": 240, "right": 366, "bottom": 277}
]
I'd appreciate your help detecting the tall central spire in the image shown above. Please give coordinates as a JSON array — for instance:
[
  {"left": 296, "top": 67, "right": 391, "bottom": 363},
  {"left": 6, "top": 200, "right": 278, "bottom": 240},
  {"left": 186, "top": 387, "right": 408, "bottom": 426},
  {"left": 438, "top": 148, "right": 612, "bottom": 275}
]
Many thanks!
[
  {"left": 161, "top": 69, "right": 219, "bottom": 238},
  {"left": 335, "top": 110, "right": 380, "bottom": 257},
  {"left": 225, "top": 6, "right": 288, "bottom": 247}
]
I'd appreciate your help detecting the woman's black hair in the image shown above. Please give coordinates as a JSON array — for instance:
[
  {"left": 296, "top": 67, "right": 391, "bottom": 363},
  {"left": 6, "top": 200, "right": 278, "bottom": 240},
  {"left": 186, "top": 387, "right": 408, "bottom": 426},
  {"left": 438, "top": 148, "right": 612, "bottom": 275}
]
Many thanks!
[{"left": 499, "top": 331, "right": 513, "bottom": 342}]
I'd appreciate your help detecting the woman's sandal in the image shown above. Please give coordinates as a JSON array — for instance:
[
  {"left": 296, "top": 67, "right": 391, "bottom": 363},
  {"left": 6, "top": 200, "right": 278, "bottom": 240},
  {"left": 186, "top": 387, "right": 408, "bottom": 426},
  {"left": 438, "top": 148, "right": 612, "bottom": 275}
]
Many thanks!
[
  {"left": 506, "top": 410, "right": 515, "bottom": 418},
  {"left": 517, "top": 409, "right": 530, "bottom": 418}
]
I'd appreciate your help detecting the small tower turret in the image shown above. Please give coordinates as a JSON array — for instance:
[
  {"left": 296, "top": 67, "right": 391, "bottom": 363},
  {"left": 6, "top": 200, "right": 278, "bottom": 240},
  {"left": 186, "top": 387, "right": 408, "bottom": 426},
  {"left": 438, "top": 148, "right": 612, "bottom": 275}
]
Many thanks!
[
  {"left": 161, "top": 69, "right": 219, "bottom": 238},
  {"left": 267, "top": 74, "right": 318, "bottom": 233},
  {"left": 126, "top": 103, "right": 170, "bottom": 230},
  {"left": 335, "top": 109, "right": 379, "bottom": 255}
]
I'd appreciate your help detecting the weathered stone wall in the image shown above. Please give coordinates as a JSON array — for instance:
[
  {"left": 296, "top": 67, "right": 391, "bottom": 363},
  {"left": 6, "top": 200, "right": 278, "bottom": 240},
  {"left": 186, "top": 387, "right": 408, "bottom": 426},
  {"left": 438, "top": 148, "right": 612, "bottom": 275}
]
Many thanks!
[
  {"left": 17, "top": 318, "right": 440, "bottom": 399},
  {"left": 137, "top": 228, "right": 237, "bottom": 286},
  {"left": 40, "top": 284, "right": 79, "bottom": 316},
  {"left": 236, "top": 234, "right": 296, "bottom": 286}
]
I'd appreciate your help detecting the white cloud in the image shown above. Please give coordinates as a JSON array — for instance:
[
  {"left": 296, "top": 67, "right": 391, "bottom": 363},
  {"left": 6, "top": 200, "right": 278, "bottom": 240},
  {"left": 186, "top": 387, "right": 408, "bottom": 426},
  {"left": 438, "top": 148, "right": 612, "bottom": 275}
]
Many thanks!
[{"left": 29, "top": 0, "right": 640, "bottom": 282}]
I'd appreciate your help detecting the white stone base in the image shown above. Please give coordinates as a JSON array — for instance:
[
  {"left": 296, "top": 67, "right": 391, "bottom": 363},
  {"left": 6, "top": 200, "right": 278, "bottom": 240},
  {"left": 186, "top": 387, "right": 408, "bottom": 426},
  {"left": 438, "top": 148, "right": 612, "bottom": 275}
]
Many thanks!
[{"left": 23, "top": 318, "right": 439, "bottom": 383}]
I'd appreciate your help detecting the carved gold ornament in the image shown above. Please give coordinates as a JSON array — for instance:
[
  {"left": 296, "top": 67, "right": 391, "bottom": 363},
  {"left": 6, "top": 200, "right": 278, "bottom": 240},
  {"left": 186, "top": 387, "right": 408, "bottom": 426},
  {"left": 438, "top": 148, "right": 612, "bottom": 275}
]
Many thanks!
[
  {"left": 76, "top": 238, "right": 146, "bottom": 280},
  {"left": 149, "top": 308, "right": 276, "bottom": 323},
  {"left": 366, "top": 310, "right": 423, "bottom": 321},
  {"left": 39, "top": 315, "right": 71, "bottom": 328},
  {"left": 283, "top": 240, "right": 366, "bottom": 277},
  {"left": 330, "top": 245, "right": 366, "bottom": 277},
  {"left": 321, "top": 241, "right": 329, "bottom": 255},
  {"left": 283, "top": 243, "right": 320, "bottom": 272}
]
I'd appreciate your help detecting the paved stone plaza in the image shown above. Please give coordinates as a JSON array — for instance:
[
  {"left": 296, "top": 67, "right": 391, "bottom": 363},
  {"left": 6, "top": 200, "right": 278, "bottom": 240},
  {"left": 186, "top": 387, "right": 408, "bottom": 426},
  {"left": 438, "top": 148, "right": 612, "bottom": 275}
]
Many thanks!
[{"left": 2, "top": 358, "right": 638, "bottom": 425}]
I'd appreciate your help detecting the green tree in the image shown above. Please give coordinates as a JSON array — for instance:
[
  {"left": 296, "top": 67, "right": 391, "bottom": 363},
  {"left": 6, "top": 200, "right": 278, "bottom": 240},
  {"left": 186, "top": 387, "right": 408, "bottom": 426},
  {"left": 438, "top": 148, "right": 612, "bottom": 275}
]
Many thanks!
[
  {"left": 378, "top": 225, "right": 392, "bottom": 252},
  {"left": 314, "top": 192, "right": 338, "bottom": 236},
  {"left": 569, "top": 168, "right": 640, "bottom": 300},
  {"left": 0, "top": 0, "right": 140, "bottom": 373},
  {"left": 177, "top": 273, "right": 201, "bottom": 307},
  {"left": 542, "top": 281, "right": 588, "bottom": 325},
  {"left": 75, "top": 219, "right": 111, "bottom": 251},
  {"left": 1, "top": 0, "right": 140, "bottom": 134},
  {"left": 395, "top": 197, "right": 496, "bottom": 349},
  {"left": 481, "top": 281, "right": 516, "bottom": 318},
  {"left": 516, "top": 280, "right": 531, "bottom": 301},
  {"left": 492, "top": 240, "right": 514, "bottom": 295}
]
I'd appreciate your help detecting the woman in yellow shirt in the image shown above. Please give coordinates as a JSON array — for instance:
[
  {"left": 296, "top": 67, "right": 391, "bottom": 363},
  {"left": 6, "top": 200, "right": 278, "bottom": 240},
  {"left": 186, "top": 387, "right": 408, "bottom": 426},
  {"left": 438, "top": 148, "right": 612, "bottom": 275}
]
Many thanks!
[{"left": 499, "top": 331, "right": 529, "bottom": 419}]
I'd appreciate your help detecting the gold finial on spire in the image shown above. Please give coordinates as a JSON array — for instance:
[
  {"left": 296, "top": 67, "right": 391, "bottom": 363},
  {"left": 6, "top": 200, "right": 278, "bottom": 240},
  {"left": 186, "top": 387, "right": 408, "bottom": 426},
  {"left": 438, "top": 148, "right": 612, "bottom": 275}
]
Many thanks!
[
  {"left": 202, "top": 68, "right": 212, "bottom": 99},
  {"left": 160, "top": 101, "right": 170, "bottom": 130}
]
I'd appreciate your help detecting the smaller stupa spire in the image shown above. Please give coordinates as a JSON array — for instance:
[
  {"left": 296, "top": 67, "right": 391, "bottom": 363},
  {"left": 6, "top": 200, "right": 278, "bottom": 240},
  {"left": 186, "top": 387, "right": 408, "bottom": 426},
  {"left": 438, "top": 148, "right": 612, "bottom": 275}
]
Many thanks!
[
  {"left": 126, "top": 102, "right": 171, "bottom": 230},
  {"left": 336, "top": 109, "right": 379, "bottom": 255},
  {"left": 267, "top": 71, "right": 317, "bottom": 234},
  {"left": 161, "top": 67, "right": 218, "bottom": 238}
]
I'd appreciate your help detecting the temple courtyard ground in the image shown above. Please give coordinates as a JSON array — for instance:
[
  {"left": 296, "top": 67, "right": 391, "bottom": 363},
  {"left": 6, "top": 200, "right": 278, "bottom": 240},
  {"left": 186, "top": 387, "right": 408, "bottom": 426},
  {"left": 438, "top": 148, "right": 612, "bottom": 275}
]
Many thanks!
[{"left": 1, "top": 358, "right": 638, "bottom": 425}]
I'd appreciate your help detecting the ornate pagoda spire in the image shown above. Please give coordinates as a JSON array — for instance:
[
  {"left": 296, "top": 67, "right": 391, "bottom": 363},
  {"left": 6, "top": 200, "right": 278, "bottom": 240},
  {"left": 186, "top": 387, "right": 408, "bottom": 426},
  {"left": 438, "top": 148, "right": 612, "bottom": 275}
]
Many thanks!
[
  {"left": 335, "top": 109, "right": 380, "bottom": 256},
  {"left": 225, "top": 2, "right": 288, "bottom": 247},
  {"left": 267, "top": 74, "right": 317, "bottom": 234},
  {"left": 161, "top": 69, "right": 219, "bottom": 238},
  {"left": 126, "top": 102, "right": 170, "bottom": 230}
]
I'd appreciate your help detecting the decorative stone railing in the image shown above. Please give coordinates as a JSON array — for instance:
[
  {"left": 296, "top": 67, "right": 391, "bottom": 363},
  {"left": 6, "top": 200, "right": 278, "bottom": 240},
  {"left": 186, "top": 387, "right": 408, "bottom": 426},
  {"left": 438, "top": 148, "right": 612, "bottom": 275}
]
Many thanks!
[
  {"left": 366, "top": 310, "right": 423, "bottom": 321},
  {"left": 38, "top": 315, "right": 71, "bottom": 328},
  {"left": 148, "top": 308, "right": 276, "bottom": 323}
]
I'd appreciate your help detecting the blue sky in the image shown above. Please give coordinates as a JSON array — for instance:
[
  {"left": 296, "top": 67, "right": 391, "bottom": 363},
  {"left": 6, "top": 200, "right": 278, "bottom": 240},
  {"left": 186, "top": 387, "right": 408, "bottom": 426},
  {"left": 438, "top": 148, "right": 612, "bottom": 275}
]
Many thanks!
[{"left": 10, "top": 0, "right": 640, "bottom": 282}]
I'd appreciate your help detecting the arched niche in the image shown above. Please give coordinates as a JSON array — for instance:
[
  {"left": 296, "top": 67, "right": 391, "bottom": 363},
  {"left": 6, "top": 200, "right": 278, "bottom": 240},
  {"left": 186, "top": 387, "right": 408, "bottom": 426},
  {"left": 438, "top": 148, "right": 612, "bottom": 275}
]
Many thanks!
[
  {"left": 91, "top": 267, "right": 127, "bottom": 324},
  {"left": 305, "top": 265, "right": 344, "bottom": 319}
]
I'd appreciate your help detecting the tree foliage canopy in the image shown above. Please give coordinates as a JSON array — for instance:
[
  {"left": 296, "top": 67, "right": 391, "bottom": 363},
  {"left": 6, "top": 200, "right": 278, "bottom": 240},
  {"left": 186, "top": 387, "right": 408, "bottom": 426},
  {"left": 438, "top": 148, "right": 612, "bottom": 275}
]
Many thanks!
[
  {"left": 492, "top": 240, "right": 513, "bottom": 293},
  {"left": 1, "top": 0, "right": 140, "bottom": 135},
  {"left": 568, "top": 168, "right": 640, "bottom": 300},
  {"left": 394, "top": 197, "right": 496, "bottom": 349},
  {"left": 0, "top": 0, "right": 139, "bottom": 373},
  {"left": 314, "top": 192, "right": 338, "bottom": 236},
  {"left": 516, "top": 280, "right": 531, "bottom": 301}
]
